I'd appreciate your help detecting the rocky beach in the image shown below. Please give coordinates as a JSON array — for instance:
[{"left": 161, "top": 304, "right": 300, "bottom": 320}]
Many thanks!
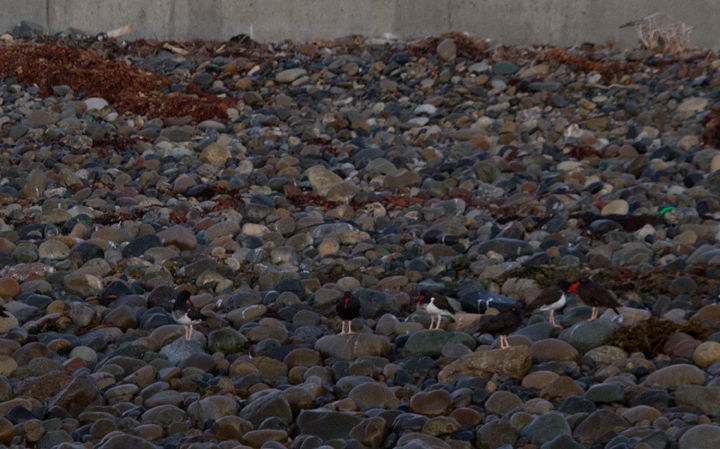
[{"left": 0, "top": 29, "right": 718, "bottom": 449}]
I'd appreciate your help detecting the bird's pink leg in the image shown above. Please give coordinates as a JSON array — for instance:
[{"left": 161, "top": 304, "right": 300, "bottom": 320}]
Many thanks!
[
  {"left": 549, "top": 311, "right": 561, "bottom": 328},
  {"left": 347, "top": 320, "right": 354, "bottom": 334},
  {"left": 184, "top": 326, "right": 189, "bottom": 340},
  {"left": 586, "top": 307, "right": 598, "bottom": 322},
  {"left": 500, "top": 335, "right": 509, "bottom": 350},
  {"left": 339, "top": 321, "right": 346, "bottom": 335},
  {"left": 188, "top": 326, "right": 194, "bottom": 340}
]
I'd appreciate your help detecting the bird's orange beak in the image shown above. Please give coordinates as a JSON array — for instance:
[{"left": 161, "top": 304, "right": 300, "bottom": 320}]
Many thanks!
[{"left": 568, "top": 283, "right": 579, "bottom": 294}]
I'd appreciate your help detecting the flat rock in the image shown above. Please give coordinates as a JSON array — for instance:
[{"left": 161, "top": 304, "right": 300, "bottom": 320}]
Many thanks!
[
  {"left": 402, "top": 330, "right": 477, "bottom": 358},
  {"left": 438, "top": 345, "right": 532, "bottom": 381},
  {"left": 679, "top": 425, "right": 720, "bottom": 449},
  {"left": 47, "top": 373, "right": 102, "bottom": 417},
  {"left": 276, "top": 68, "right": 307, "bottom": 83},
  {"left": 314, "top": 334, "right": 391, "bottom": 361},
  {"left": 159, "top": 338, "right": 205, "bottom": 365},
  {"left": 572, "top": 410, "right": 629, "bottom": 445},
  {"left": 675, "top": 385, "right": 720, "bottom": 413},
  {"left": 644, "top": 364, "right": 706, "bottom": 388},
  {"left": 678, "top": 97, "right": 708, "bottom": 112}
]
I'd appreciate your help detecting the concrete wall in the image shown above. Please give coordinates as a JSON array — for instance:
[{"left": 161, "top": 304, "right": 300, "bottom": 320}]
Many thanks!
[{"left": 0, "top": 0, "right": 718, "bottom": 49}]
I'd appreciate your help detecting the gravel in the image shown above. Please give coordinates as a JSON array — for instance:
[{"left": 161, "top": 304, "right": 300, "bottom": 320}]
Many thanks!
[{"left": 0, "top": 28, "right": 719, "bottom": 449}]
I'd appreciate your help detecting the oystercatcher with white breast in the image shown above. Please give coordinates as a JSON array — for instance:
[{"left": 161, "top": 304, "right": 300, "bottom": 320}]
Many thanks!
[
  {"left": 417, "top": 290, "right": 455, "bottom": 330},
  {"left": 525, "top": 280, "right": 571, "bottom": 328},
  {"left": 336, "top": 291, "right": 361, "bottom": 335},
  {"left": 172, "top": 290, "right": 206, "bottom": 340},
  {"left": 573, "top": 278, "right": 621, "bottom": 322}
]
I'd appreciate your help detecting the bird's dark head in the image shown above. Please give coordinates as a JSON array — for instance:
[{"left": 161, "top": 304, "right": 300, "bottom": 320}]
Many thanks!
[
  {"left": 178, "top": 290, "right": 192, "bottom": 305},
  {"left": 417, "top": 290, "right": 431, "bottom": 305},
  {"left": 557, "top": 280, "right": 572, "bottom": 291}
]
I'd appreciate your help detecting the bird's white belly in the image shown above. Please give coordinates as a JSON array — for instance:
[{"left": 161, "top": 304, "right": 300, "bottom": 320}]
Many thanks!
[
  {"left": 176, "top": 314, "right": 197, "bottom": 325},
  {"left": 538, "top": 294, "right": 566, "bottom": 312},
  {"left": 425, "top": 303, "right": 443, "bottom": 315},
  {"left": 425, "top": 299, "right": 452, "bottom": 316}
]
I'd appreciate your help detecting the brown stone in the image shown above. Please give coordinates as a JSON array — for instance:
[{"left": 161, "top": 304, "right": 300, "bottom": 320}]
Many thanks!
[
  {"left": 693, "top": 305, "right": 720, "bottom": 323},
  {"left": 211, "top": 416, "right": 253, "bottom": 440},
  {"left": 47, "top": 373, "right": 102, "bottom": 417},
  {"left": 11, "top": 342, "right": 51, "bottom": 366},
  {"left": 282, "top": 348, "right": 321, "bottom": 369},
  {"left": 438, "top": 346, "right": 532, "bottom": 382},
  {"left": 0, "top": 417, "right": 11, "bottom": 445},
  {"left": 242, "top": 429, "right": 289, "bottom": 449},
  {"left": 350, "top": 417, "right": 387, "bottom": 448},
  {"left": 694, "top": 341, "right": 720, "bottom": 368},
  {"left": 449, "top": 408, "right": 482, "bottom": 427},
  {"left": 409, "top": 390, "right": 454, "bottom": 417},
  {"left": 540, "top": 376, "right": 584, "bottom": 400},
  {"left": 14, "top": 371, "right": 72, "bottom": 401},
  {"left": 644, "top": 364, "right": 706, "bottom": 388},
  {"left": 0, "top": 278, "right": 19, "bottom": 298},
  {"left": 522, "top": 371, "right": 560, "bottom": 389},
  {"left": 531, "top": 339, "right": 579, "bottom": 362}
]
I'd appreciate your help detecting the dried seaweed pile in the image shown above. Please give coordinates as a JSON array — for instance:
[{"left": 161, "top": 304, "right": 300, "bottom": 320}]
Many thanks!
[
  {"left": 701, "top": 107, "right": 720, "bottom": 147},
  {"left": 536, "top": 47, "right": 636, "bottom": 82},
  {"left": 608, "top": 317, "right": 716, "bottom": 353},
  {"left": 407, "top": 32, "right": 490, "bottom": 61},
  {"left": 0, "top": 43, "right": 234, "bottom": 122}
]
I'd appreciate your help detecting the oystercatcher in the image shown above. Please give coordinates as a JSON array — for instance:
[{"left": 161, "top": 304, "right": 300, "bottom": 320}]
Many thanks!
[
  {"left": 336, "top": 291, "right": 361, "bottom": 335},
  {"left": 525, "top": 280, "right": 571, "bottom": 328},
  {"left": 478, "top": 306, "right": 523, "bottom": 349},
  {"left": 572, "top": 278, "right": 621, "bottom": 322},
  {"left": 172, "top": 290, "right": 206, "bottom": 340},
  {"left": 417, "top": 290, "right": 455, "bottom": 330}
]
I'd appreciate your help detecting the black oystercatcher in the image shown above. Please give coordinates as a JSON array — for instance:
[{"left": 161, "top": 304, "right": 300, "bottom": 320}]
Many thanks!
[
  {"left": 172, "top": 290, "right": 206, "bottom": 340},
  {"left": 573, "top": 278, "right": 621, "bottom": 322},
  {"left": 478, "top": 306, "right": 523, "bottom": 349},
  {"left": 525, "top": 280, "right": 571, "bottom": 328},
  {"left": 417, "top": 290, "right": 455, "bottom": 330},
  {"left": 336, "top": 291, "right": 361, "bottom": 335}
]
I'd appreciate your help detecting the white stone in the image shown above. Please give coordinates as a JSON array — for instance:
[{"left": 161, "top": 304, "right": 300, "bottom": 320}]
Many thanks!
[
  {"left": 84, "top": 97, "right": 109, "bottom": 110},
  {"left": 602, "top": 199, "right": 630, "bottom": 215},
  {"left": 678, "top": 97, "right": 708, "bottom": 112},
  {"left": 414, "top": 104, "right": 437, "bottom": 115}
]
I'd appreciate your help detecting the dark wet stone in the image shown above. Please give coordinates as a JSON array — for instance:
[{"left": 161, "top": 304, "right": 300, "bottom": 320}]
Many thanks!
[{"left": 122, "top": 235, "right": 162, "bottom": 258}]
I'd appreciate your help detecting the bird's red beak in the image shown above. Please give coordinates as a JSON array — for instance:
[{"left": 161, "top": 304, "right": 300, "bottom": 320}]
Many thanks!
[
  {"left": 417, "top": 295, "right": 424, "bottom": 304},
  {"left": 188, "top": 298, "right": 194, "bottom": 306},
  {"left": 568, "top": 283, "right": 579, "bottom": 294},
  {"left": 345, "top": 298, "right": 349, "bottom": 306}
]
